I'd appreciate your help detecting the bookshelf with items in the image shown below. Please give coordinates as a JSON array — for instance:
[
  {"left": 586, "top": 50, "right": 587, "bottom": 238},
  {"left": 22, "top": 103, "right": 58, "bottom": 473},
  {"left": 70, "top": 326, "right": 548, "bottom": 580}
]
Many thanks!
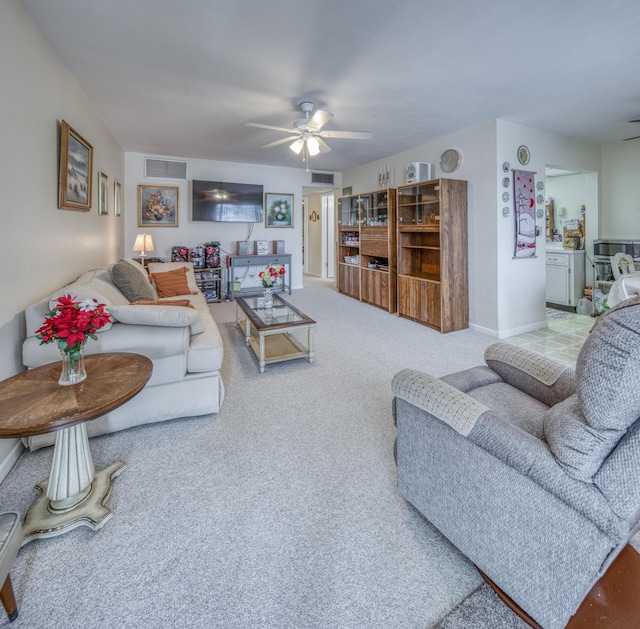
[
  {"left": 359, "top": 190, "right": 396, "bottom": 312},
  {"left": 172, "top": 243, "right": 222, "bottom": 303},
  {"left": 336, "top": 194, "right": 361, "bottom": 300},
  {"left": 396, "top": 178, "right": 468, "bottom": 332}
]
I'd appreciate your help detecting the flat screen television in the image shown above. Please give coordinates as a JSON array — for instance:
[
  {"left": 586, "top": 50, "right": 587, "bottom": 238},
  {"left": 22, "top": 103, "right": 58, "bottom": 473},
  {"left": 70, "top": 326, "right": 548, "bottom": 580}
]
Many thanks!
[{"left": 192, "top": 180, "right": 264, "bottom": 222}]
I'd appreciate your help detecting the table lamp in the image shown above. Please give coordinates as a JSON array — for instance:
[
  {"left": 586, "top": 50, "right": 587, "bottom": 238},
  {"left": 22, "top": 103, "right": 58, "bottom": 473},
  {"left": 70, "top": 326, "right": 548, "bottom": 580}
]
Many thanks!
[{"left": 133, "top": 233, "right": 154, "bottom": 258}]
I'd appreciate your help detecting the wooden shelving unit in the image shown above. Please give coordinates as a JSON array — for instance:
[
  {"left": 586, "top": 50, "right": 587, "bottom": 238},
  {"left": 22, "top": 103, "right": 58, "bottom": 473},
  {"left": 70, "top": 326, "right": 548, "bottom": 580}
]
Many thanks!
[
  {"left": 396, "top": 178, "right": 468, "bottom": 332},
  {"left": 336, "top": 189, "right": 396, "bottom": 312}
]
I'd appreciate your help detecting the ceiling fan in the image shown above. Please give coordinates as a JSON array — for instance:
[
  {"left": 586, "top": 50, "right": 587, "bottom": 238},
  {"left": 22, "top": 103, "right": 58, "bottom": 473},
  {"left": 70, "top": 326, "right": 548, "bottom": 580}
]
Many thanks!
[
  {"left": 624, "top": 119, "right": 640, "bottom": 141},
  {"left": 245, "top": 101, "right": 372, "bottom": 159}
]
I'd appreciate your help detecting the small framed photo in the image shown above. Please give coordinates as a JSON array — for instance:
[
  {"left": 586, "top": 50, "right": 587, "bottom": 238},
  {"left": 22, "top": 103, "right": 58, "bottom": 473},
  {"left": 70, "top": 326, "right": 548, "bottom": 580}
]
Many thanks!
[
  {"left": 138, "top": 185, "right": 178, "bottom": 227},
  {"left": 58, "top": 120, "right": 93, "bottom": 211},
  {"left": 98, "top": 171, "right": 109, "bottom": 215},
  {"left": 265, "top": 192, "right": 294, "bottom": 228},
  {"left": 114, "top": 180, "right": 122, "bottom": 217}
]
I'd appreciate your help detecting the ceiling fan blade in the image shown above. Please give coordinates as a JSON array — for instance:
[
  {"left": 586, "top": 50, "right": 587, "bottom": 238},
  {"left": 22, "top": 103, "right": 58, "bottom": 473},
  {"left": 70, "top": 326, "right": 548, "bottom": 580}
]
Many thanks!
[
  {"left": 629, "top": 119, "right": 640, "bottom": 122},
  {"left": 245, "top": 122, "right": 294, "bottom": 133},
  {"left": 319, "top": 130, "right": 373, "bottom": 140},
  {"left": 262, "top": 135, "right": 301, "bottom": 149},
  {"left": 317, "top": 138, "right": 332, "bottom": 154},
  {"left": 308, "top": 109, "right": 333, "bottom": 131},
  {"left": 624, "top": 135, "right": 640, "bottom": 141}
]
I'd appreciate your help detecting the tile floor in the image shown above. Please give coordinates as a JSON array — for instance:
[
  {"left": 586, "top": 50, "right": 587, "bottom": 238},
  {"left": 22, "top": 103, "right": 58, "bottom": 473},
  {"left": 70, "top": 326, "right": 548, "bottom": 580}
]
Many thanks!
[{"left": 508, "top": 308, "right": 596, "bottom": 365}]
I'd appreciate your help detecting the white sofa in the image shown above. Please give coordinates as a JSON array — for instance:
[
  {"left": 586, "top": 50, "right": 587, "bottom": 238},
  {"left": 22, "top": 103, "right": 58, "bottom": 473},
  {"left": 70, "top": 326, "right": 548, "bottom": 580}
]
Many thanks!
[{"left": 22, "top": 259, "right": 224, "bottom": 450}]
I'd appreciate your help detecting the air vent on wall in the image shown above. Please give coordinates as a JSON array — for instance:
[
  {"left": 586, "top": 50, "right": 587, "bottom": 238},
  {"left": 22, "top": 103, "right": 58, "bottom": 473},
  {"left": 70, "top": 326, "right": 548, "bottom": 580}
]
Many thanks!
[
  {"left": 144, "top": 158, "right": 188, "bottom": 180},
  {"left": 310, "top": 171, "right": 335, "bottom": 185}
]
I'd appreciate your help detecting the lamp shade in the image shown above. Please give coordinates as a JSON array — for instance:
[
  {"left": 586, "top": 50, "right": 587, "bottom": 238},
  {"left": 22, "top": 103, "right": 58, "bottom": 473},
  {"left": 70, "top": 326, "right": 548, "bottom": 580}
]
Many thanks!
[
  {"left": 306, "top": 136, "right": 320, "bottom": 156},
  {"left": 289, "top": 138, "right": 304, "bottom": 155},
  {"left": 133, "top": 233, "right": 154, "bottom": 257}
]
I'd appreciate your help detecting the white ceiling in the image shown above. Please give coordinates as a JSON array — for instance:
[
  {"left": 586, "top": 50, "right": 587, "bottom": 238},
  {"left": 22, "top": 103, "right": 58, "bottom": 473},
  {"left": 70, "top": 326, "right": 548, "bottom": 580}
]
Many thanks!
[{"left": 20, "top": 0, "right": 640, "bottom": 173}]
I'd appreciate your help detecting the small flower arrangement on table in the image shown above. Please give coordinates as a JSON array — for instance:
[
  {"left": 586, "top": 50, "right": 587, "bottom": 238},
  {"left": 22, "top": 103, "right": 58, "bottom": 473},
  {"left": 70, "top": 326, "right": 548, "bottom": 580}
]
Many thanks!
[
  {"left": 258, "top": 265, "right": 286, "bottom": 288},
  {"left": 35, "top": 295, "right": 111, "bottom": 385}
]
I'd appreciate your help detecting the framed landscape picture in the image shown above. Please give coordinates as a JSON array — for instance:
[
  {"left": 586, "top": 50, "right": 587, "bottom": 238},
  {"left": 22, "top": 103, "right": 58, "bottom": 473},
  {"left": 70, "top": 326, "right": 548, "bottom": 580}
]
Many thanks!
[
  {"left": 265, "top": 192, "right": 294, "bottom": 228},
  {"left": 98, "top": 171, "right": 109, "bottom": 215},
  {"left": 138, "top": 185, "right": 178, "bottom": 227},
  {"left": 58, "top": 120, "right": 93, "bottom": 211},
  {"left": 114, "top": 180, "right": 122, "bottom": 217}
]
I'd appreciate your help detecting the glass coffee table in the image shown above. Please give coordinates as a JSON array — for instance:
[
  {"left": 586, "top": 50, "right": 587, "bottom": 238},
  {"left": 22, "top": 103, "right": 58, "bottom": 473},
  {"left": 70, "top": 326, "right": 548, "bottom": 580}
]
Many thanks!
[{"left": 235, "top": 293, "right": 316, "bottom": 372}]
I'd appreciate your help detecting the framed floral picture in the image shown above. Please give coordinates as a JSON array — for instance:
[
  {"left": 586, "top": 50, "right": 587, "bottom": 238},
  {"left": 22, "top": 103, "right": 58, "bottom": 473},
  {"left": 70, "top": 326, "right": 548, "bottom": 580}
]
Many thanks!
[
  {"left": 137, "top": 185, "right": 178, "bottom": 227},
  {"left": 98, "top": 172, "right": 109, "bottom": 215},
  {"left": 265, "top": 193, "right": 294, "bottom": 228},
  {"left": 58, "top": 120, "right": 93, "bottom": 211},
  {"left": 114, "top": 180, "right": 122, "bottom": 217}
]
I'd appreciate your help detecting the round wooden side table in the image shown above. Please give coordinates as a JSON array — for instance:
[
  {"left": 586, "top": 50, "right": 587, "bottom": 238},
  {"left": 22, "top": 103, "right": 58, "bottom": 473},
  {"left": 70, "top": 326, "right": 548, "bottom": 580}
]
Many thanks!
[{"left": 0, "top": 353, "right": 152, "bottom": 545}]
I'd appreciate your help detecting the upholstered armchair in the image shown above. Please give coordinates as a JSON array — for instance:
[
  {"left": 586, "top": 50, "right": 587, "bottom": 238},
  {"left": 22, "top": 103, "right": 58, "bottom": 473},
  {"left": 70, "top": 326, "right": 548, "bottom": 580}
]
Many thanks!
[
  {"left": 392, "top": 297, "right": 640, "bottom": 629},
  {"left": 0, "top": 512, "right": 22, "bottom": 622}
]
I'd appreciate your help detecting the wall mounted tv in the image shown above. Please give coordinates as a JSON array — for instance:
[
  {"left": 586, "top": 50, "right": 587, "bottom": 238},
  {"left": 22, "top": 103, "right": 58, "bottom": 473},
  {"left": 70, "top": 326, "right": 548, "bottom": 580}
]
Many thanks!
[{"left": 192, "top": 180, "right": 264, "bottom": 222}]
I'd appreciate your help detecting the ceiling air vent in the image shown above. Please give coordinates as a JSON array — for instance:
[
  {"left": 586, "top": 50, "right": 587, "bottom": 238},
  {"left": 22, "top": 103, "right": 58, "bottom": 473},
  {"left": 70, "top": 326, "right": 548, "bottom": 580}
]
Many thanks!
[
  {"left": 144, "top": 158, "right": 188, "bottom": 180},
  {"left": 310, "top": 171, "right": 335, "bottom": 185}
]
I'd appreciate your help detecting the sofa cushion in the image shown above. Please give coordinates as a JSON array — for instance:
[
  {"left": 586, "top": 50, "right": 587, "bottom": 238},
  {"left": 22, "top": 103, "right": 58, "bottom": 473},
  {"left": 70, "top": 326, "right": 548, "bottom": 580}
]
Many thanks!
[
  {"left": 151, "top": 266, "right": 193, "bottom": 298},
  {"left": 576, "top": 296, "right": 640, "bottom": 431},
  {"left": 111, "top": 259, "right": 157, "bottom": 302},
  {"left": 543, "top": 395, "right": 624, "bottom": 481},
  {"left": 147, "top": 262, "right": 199, "bottom": 293}
]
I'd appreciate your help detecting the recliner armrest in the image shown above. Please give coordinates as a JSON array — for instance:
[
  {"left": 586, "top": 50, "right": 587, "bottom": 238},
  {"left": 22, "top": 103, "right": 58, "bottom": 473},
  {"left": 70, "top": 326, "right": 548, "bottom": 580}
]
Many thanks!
[
  {"left": 484, "top": 342, "right": 576, "bottom": 407},
  {"left": 392, "top": 368, "right": 490, "bottom": 436}
]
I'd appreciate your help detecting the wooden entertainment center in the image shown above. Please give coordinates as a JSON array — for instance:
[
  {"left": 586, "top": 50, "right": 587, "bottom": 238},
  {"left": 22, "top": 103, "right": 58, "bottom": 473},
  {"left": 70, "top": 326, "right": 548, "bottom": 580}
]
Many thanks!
[{"left": 336, "top": 178, "right": 468, "bottom": 333}]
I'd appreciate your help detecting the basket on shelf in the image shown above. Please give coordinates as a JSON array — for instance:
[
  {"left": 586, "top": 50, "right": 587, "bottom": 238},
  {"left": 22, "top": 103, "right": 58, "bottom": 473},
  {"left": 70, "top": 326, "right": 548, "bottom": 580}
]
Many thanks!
[{"left": 344, "top": 255, "right": 360, "bottom": 265}]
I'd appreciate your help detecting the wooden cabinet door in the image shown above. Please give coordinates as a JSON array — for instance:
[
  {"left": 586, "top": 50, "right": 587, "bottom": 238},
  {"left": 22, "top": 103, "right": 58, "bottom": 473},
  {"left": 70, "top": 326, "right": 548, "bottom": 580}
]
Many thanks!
[
  {"left": 397, "top": 276, "right": 441, "bottom": 329},
  {"left": 338, "top": 264, "right": 360, "bottom": 299},
  {"left": 361, "top": 269, "right": 389, "bottom": 310}
]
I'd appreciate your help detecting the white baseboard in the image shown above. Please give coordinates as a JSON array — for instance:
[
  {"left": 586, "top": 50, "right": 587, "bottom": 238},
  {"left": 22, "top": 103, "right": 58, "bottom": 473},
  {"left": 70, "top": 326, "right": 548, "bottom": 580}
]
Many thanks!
[
  {"left": 469, "top": 319, "right": 547, "bottom": 339},
  {"left": 0, "top": 440, "right": 24, "bottom": 484},
  {"left": 469, "top": 322, "right": 499, "bottom": 337}
]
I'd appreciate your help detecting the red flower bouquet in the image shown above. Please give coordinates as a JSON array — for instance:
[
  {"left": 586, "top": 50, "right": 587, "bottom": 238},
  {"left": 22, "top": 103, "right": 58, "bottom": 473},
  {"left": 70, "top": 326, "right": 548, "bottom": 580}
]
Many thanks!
[
  {"left": 35, "top": 295, "right": 111, "bottom": 384},
  {"left": 258, "top": 265, "right": 286, "bottom": 288}
]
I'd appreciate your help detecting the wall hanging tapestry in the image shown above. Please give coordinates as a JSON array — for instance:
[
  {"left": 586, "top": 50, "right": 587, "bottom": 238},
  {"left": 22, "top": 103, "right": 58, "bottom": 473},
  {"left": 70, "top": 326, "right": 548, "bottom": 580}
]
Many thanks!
[{"left": 513, "top": 169, "right": 536, "bottom": 258}]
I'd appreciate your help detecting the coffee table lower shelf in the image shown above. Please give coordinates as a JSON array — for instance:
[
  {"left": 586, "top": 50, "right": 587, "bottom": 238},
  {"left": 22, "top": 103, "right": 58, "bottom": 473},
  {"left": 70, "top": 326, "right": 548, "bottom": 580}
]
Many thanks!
[{"left": 248, "top": 332, "right": 313, "bottom": 370}]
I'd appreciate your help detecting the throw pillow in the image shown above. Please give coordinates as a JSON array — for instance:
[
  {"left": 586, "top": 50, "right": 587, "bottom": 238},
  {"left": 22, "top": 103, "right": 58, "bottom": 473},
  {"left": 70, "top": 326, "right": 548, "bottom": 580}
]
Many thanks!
[
  {"left": 151, "top": 267, "right": 192, "bottom": 298},
  {"left": 543, "top": 395, "right": 623, "bottom": 482},
  {"left": 111, "top": 259, "right": 157, "bottom": 302}
]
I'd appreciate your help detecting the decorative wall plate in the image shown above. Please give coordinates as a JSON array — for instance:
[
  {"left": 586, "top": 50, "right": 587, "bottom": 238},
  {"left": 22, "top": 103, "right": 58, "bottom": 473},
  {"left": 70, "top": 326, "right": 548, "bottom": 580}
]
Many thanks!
[
  {"left": 536, "top": 194, "right": 544, "bottom": 204},
  {"left": 502, "top": 177, "right": 510, "bottom": 188},
  {"left": 536, "top": 180, "right": 544, "bottom": 191},
  {"left": 502, "top": 162, "right": 510, "bottom": 172},
  {"left": 502, "top": 191, "right": 510, "bottom": 202},
  {"left": 440, "top": 149, "right": 461, "bottom": 173},
  {"left": 517, "top": 145, "right": 530, "bottom": 165},
  {"left": 502, "top": 207, "right": 511, "bottom": 217},
  {"left": 536, "top": 209, "right": 544, "bottom": 219}
]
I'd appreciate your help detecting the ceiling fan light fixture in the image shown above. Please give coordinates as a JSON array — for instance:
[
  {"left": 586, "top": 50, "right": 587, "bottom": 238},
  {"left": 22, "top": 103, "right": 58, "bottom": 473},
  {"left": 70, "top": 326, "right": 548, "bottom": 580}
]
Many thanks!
[
  {"left": 290, "top": 139, "right": 304, "bottom": 155},
  {"left": 306, "top": 137, "right": 320, "bottom": 156}
]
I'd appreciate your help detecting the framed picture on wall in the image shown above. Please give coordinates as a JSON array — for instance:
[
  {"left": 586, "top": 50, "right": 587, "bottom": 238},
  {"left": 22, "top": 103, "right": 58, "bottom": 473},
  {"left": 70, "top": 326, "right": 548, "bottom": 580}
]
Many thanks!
[
  {"left": 265, "top": 193, "right": 294, "bottom": 228},
  {"left": 58, "top": 120, "right": 93, "bottom": 211},
  {"left": 98, "top": 171, "right": 109, "bottom": 215},
  {"left": 137, "top": 185, "right": 178, "bottom": 227},
  {"left": 114, "top": 180, "right": 122, "bottom": 217}
]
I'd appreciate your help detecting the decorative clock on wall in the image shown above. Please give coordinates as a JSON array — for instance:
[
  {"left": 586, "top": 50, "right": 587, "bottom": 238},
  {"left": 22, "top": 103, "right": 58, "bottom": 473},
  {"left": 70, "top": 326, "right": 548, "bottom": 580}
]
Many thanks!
[{"left": 440, "top": 149, "right": 461, "bottom": 173}]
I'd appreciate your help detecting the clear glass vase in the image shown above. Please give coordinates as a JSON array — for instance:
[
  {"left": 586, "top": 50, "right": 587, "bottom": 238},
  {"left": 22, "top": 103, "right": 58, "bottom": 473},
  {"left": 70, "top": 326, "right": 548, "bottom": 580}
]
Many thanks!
[
  {"left": 59, "top": 342, "right": 87, "bottom": 386},
  {"left": 263, "top": 288, "right": 273, "bottom": 308}
]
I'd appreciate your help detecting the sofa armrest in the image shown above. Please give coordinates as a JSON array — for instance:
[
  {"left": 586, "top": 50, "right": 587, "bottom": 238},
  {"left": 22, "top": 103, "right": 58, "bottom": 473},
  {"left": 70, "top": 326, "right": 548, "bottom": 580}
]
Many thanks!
[
  {"left": 484, "top": 342, "right": 576, "bottom": 406},
  {"left": 392, "top": 368, "right": 490, "bottom": 436}
]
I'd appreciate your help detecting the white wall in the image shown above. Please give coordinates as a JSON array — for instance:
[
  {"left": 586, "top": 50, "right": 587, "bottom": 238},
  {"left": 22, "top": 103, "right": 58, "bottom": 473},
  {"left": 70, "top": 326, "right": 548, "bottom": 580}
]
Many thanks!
[
  {"left": 0, "top": 1, "right": 124, "bottom": 476},
  {"left": 602, "top": 139, "right": 640, "bottom": 237},
  {"left": 124, "top": 153, "right": 309, "bottom": 293}
]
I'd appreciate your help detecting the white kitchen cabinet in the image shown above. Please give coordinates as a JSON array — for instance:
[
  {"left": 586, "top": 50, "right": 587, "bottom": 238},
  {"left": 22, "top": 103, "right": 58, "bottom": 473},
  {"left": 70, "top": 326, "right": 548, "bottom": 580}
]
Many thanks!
[{"left": 545, "top": 248, "right": 585, "bottom": 309}]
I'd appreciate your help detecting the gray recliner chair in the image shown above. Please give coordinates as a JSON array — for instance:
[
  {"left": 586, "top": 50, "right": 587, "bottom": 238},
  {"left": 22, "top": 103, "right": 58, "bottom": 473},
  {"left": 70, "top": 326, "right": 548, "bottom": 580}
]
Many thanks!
[
  {"left": 392, "top": 297, "right": 640, "bottom": 629},
  {"left": 0, "top": 512, "right": 21, "bottom": 622}
]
